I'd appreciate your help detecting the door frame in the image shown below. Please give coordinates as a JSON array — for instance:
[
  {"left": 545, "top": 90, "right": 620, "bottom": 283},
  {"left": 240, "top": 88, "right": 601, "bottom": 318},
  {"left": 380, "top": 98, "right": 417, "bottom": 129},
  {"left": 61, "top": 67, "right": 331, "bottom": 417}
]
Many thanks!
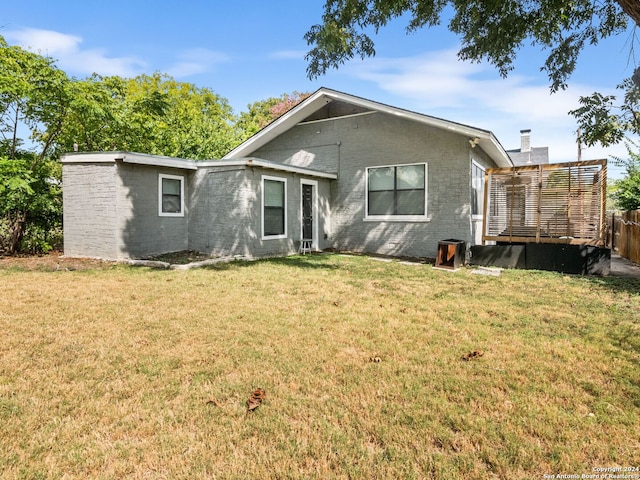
[{"left": 300, "top": 178, "right": 318, "bottom": 250}]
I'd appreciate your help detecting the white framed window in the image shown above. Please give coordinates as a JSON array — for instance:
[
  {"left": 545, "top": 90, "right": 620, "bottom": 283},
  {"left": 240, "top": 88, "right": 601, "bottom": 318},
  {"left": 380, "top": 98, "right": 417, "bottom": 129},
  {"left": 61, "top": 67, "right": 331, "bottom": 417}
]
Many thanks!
[
  {"left": 365, "top": 163, "right": 427, "bottom": 221},
  {"left": 472, "top": 161, "right": 485, "bottom": 218},
  {"left": 262, "top": 175, "right": 287, "bottom": 239},
  {"left": 158, "top": 173, "right": 185, "bottom": 217}
]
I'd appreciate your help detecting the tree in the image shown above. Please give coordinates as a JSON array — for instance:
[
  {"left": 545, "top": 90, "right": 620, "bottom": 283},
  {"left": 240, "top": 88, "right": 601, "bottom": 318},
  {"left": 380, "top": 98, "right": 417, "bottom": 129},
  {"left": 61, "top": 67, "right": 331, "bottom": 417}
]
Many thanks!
[
  {"left": 570, "top": 78, "right": 640, "bottom": 148},
  {"left": 305, "top": 0, "right": 634, "bottom": 92},
  {"left": 236, "top": 92, "right": 311, "bottom": 142},
  {"left": 570, "top": 78, "right": 640, "bottom": 212},
  {"left": 610, "top": 142, "right": 640, "bottom": 211},
  {"left": 0, "top": 36, "right": 69, "bottom": 254},
  {"left": 0, "top": 155, "right": 62, "bottom": 254},
  {"left": 0, "top": 36, "right": 69, "bottom": 162},
  {"left": 56, "top": 73, "right": 239, "bottom": 160}
]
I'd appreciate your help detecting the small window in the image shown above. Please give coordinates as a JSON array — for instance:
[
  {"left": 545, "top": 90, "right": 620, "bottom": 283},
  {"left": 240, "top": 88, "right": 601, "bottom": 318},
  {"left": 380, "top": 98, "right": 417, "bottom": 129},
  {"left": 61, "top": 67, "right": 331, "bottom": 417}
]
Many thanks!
[
  {"left": 472, "top": 162, "right": 485, "bottom": 216},
  {"left": 159, "top": 174, "right": 184, "bottom": 217},
  {"left": 262, "top": 176, "right": 287, "bottom": 239},
  {"left": 366, "top": 163, "right": 427, "bottom": 220}
]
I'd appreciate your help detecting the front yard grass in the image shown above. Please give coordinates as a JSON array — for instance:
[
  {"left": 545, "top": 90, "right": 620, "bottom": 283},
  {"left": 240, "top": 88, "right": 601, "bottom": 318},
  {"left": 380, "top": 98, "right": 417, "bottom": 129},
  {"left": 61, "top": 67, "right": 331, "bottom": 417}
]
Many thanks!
[{"left": 1, "top": 254, "right": 639, "bottom": 479}]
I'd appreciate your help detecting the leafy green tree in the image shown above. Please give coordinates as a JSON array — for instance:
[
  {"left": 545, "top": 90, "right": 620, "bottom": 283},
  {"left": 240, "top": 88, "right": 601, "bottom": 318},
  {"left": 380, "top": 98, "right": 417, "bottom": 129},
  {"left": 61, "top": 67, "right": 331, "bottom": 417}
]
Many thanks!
[
  {"left": 0, "top": 156, "right": 62, "bottom": 254},
  {"left": 610, "top": 143, "right": 640, "bottom": 211},
  {"left": 0, "top": 36, "right": 69, "bottom": 254},
  {"left": 0, "top": 36, "right": 69, "bottom": 161},
  {"left": 305, "top": 0, "right": 634, "bottom": 92},
  {"left": 57, "top": 73, "right": 239, "bottom": 160},
  {"left": 236, "top": 91, "right": 311, "bottom": 142},
  {"left": 570, "top": 79, "right": 640, "bottom": 148},
  {"left": 570, "top": 80, "right": 640, "bottom": 212}
]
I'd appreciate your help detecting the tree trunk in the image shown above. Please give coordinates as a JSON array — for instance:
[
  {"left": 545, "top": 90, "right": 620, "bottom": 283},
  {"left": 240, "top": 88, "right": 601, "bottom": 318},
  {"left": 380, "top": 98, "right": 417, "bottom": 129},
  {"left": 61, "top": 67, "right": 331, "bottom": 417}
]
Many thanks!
[
  {"left": 4, "top": 212, "right": 27, "bottom": 255},
  {"left": 617, "top": 0, "right": 640, "bottom": 26},
  {"left": 11, "top": 105, "right": 19, "bottom": 160}
]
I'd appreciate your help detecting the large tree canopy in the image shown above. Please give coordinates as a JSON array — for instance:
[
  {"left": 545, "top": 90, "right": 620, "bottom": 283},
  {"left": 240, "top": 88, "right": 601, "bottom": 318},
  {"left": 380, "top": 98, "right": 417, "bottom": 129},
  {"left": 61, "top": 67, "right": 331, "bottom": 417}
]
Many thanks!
[
  {"left": 56, "top": 73, "right": 238, "bottom": 160},
  {"left": 0, "top": 36, "right": 69, "bottom": 162},
  {"left": 305, "top": 0, "right": 635, "bottom": 92}
]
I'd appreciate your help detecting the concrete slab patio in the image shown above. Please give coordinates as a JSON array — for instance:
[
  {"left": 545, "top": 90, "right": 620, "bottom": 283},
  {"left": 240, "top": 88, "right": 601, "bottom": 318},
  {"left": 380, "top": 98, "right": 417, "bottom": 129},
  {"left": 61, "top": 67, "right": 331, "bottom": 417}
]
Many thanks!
[{"left": 609, "top": 254, "right": 640, "bottom": 278}]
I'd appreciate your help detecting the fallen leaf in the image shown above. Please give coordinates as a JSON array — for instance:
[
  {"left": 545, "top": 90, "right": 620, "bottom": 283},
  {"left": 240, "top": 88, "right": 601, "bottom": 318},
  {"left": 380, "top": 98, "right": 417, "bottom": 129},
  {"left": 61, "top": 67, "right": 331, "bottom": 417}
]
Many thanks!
[
  {"left": 461, "top": 350, "right": 484, "bottom": 361},
  {"left": 246, "top": 388, "right": 266, "bottom": 413}
]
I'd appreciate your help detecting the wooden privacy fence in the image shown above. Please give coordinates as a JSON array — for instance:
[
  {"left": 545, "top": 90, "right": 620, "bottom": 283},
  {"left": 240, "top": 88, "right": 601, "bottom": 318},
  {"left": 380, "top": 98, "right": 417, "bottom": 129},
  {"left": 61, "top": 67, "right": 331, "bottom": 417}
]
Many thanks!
[
  {"left": 611, "top": 210, "right": 640, "bottom": 264},
  {"left": 483, "top": 160, "right": 607, "bottom": 245}
]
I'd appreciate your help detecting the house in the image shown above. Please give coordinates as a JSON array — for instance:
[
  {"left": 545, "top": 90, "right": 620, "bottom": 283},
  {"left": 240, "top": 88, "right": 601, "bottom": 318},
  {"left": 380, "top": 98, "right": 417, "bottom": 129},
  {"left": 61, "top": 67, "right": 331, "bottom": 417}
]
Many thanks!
[
  {"left": 61, "top": 87, "right": 533, "bottom": 261},
  {"left": 506, "top": 129, "right": 549, "bottom": 166}
]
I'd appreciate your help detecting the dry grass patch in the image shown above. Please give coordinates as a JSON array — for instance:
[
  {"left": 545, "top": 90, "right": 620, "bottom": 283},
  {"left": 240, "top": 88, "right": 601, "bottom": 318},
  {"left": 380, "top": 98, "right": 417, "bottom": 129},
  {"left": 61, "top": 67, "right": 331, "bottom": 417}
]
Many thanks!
[{"left": 1, "top": 254, "right": 639, "bottom": 479}]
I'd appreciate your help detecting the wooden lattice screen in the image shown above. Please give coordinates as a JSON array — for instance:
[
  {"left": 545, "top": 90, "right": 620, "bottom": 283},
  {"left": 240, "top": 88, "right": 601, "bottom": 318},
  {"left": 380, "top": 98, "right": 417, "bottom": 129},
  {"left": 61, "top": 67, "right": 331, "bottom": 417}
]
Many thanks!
[{"left": 483, "top": 159, "right": 607, "bottom": 245}]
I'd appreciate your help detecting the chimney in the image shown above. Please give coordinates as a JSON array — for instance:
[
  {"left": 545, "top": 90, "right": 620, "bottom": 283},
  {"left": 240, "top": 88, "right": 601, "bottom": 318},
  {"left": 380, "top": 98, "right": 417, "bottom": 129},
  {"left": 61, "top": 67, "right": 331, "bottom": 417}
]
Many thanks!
[{"left": 520, "top": 129, "right": 531, "bottom": 153}]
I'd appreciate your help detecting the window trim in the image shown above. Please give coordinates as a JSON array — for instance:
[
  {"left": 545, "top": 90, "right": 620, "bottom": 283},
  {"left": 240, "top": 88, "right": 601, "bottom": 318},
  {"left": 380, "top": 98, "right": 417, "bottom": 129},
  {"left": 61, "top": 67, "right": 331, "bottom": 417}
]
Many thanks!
[
  {"left": 300, "top": 178, "right": 318, "bottom": 249},
  {"left": 364, "top": 162, "right": 428, "bottom": 222},
  {"left": 471, "top": 160, "right": 486, "bottom": 220},
  {"left": 158, "top": 173, "right": 185, "bottom": 217},
  {"left": 261, "top": 175, "right": 287, "bottom": 240}
]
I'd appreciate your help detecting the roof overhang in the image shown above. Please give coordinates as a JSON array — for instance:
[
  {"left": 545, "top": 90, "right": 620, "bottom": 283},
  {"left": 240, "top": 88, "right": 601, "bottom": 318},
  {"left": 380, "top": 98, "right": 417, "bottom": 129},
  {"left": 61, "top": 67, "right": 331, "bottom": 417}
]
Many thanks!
[
  {"left": 223, "top": 88, "right": 513, "bottom": 168},
  {"left": 60, "top": 151, "right": 198, "bottom": 170},
  {"left": 60, "top": 152, "right": 337, "bottom": 180},
  {"left": 198, "top": 157, "right": 337, "bottom": 180}
]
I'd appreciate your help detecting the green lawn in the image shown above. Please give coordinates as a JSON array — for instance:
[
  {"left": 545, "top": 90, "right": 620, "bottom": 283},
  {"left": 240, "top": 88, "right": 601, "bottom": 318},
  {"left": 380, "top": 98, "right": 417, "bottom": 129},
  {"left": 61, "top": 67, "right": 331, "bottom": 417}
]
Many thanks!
[{"left": 1, "top": 254, "right": 639, "bottom": 479}]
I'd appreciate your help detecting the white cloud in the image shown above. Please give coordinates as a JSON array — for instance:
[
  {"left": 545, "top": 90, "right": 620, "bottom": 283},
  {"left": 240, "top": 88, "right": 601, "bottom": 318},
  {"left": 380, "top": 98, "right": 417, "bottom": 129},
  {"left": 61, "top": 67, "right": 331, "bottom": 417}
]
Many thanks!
[
  {"left": 346, "top": 49, "right": 630, "bottom": 166},
  {"left": 5, "top": 28, "right": 231, "bottom": 80},
  {"left": 269, "top": 50, "right": 307, "bottom": 60},
  {"left": 5, "top": 27, "right": 146, "bottom": 77},
  {"left": 6, "top": 28, "right": 81, "bottom": 54},
  {"left": 166, "top": 48, "right": 229, "bottom": 78}
]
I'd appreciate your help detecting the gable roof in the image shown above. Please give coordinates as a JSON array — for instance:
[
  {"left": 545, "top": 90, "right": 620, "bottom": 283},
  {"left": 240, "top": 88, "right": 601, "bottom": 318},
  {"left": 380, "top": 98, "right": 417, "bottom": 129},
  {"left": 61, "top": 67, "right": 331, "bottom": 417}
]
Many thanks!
[{"left": 224, "top": 87, "right": 514, "bottom": 168}]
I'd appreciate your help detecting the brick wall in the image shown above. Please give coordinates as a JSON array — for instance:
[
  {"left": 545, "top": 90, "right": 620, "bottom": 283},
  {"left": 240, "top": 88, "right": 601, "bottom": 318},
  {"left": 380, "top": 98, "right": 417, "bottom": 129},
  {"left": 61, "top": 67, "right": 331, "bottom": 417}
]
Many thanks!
[
  {"left": 115, "top": 162, "right": 189, "bottom": 258},
  {"left": 188, "top": 166, "right": 332, "bottom": 258},
  {"left": 63, "top": 162, "right": 120, "bottom": 259},
  {"left": 251, "top": 111, "right": 490, "bottom": 258}
]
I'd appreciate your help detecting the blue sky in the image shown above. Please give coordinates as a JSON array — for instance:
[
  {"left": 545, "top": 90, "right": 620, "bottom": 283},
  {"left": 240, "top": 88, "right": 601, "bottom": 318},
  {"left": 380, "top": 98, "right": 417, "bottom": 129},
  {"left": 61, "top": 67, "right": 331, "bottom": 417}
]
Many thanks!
[{"left": 3, "top": 0, "right": 637, "bottom": 176}]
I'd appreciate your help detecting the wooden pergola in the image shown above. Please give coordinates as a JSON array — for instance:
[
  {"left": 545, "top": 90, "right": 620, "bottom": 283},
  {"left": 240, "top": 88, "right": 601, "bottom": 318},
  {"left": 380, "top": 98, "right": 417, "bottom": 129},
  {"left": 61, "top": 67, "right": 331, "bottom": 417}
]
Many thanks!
[{"left": 482, "top": 159, "right": 607, "bottom": 246}]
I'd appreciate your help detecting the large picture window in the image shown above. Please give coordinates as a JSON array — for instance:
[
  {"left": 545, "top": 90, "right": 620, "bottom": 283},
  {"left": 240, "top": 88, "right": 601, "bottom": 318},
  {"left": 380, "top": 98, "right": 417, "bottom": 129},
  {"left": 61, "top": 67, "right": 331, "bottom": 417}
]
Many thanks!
[
  {"left": 158, "top": 174, "right": 184, "bottom": 217},
  {"left": 366, "top": 163, "right": 426, "bottom": 219},
  {"left": 262, "top": 176, "right": 287, "bottom": 238}
]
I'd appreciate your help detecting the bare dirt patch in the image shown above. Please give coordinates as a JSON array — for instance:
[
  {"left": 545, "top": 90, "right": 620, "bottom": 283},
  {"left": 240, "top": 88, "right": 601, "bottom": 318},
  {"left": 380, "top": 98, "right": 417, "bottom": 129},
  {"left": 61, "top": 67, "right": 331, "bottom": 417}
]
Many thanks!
[
  {"left": 0, "top": 251, "right": 116, "bottom": 271},
  {"left": 147, "top": 250, "right": 215, "bottom": 265}
]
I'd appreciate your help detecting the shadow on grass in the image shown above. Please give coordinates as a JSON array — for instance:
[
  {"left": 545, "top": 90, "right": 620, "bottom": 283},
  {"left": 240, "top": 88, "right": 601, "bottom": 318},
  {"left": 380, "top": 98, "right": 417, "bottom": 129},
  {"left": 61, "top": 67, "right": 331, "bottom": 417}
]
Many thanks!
[
  {"left": 581, "top": 275, "right": 640, "bottom": 299},
  {"left": 579, "top": 276, "right": 640, "bottom": 399}
]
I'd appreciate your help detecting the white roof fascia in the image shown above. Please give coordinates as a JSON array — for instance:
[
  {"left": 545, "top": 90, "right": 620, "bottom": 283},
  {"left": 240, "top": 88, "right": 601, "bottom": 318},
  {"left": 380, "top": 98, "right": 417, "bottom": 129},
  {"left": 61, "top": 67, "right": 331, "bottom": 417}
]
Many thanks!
[
  {"left": 223, "top": 87, "right": 513, "bottom": 168},
  {"left": 119, "top": 152, "right": 198, "bottom": 170},
  {"left": 198, "top": 158, "right": 337, "bottom": 180},
  {"left": 60, "top": 152, "right": 125, "bottom": 164},
  {"left": 60, "top": 151, "right": 199, "bottom": 170}
]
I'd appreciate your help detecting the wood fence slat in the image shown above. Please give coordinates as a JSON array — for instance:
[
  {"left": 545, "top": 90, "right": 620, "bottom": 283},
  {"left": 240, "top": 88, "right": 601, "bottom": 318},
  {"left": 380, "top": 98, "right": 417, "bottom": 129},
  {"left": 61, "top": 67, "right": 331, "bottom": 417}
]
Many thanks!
[{"left": 612, "top": 209, "right": 640, "bottom": 264}]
